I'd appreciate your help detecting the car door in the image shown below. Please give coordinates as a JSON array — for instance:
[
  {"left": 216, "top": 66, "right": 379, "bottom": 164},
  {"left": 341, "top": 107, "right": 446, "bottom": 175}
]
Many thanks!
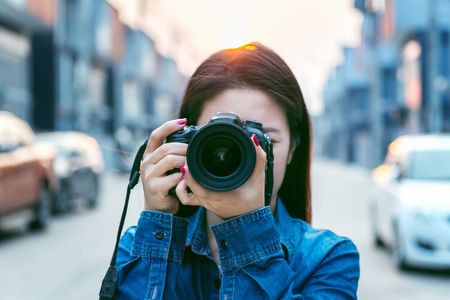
[{"left": 0, "top": 139, "right": 37, "bottom": 215}]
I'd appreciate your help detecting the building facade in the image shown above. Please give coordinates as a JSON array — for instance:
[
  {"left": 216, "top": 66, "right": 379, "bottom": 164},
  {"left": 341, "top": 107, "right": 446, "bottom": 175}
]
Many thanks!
[
  {"left": 0, "top": 0, "right": 187, "bottom": 142},
  {"left": 320, "top": 0, "right": 450, "bottom": 168}
]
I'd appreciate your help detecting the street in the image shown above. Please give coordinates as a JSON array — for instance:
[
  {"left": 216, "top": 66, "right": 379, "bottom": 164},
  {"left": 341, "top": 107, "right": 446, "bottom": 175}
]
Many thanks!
[
  {"left": 1, "top": 158, "right": 450, "bottom": 300},
  {"left": 312, "top": 159, "right": 450, "bottom": 300}
]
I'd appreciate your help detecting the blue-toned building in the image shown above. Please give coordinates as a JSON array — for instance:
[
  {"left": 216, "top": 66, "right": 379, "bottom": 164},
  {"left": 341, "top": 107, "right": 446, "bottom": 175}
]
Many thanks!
[
  {"left": 118, "top": 27, "right": 187, "bottom": 140},
  {"left": 0, "top": 0, "right": 186, "bottom": 137},
  {"left": 321, "top": 0, "right": 450, "bottom": 168},
  {"left": 0, "top": 0, "right": 50, "bottom": 124}
]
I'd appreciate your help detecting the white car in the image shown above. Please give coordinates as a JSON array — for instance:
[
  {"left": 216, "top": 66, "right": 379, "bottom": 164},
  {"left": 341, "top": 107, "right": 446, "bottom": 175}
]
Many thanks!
[{"left": 371, "top": 134, "right": 450, "bottom": 270}]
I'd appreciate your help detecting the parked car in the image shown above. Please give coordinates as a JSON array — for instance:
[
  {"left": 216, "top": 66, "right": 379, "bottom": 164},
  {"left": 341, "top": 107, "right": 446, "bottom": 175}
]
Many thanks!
[
  {"left": 35, "top": 131, "right": 104, "bottom": 213},
  {"left": 371, "top": 134, "right": 450, "bottom": 270},
  {"left": 0, "top": 111, "right": 59, "bottom": 231}
]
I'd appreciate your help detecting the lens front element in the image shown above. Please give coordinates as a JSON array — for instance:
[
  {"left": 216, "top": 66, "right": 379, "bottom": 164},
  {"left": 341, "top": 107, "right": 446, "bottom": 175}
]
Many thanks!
[{"left": 202, "top": 137, "right": 241, "bottom": 177}]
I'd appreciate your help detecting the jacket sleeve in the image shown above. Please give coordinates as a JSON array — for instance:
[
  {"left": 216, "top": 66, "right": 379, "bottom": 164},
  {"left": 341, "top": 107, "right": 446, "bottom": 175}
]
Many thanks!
[
  {"left": 210, "top": 207, "right": 360, "bottom": 300},
  {"left": 298, "top": 240, "right": 360, "bottom": 299},
  {"left": 114, "top": 211, "right": 188, "bottom": 300}
]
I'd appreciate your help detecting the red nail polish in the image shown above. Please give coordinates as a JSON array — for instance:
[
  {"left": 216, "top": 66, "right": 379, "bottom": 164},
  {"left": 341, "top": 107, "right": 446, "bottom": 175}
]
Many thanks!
[
  {"left": 180, "top": 175, "right": 184, "bottom": 182},
  {"left": 177, "top": 118, "right": 187, "bottom": 125},
  {"left": 251, "top": 134, "right": 259, "bottom": 147},
  {"left": 179, "top": 164, "right": 186, "bottom": 176}
]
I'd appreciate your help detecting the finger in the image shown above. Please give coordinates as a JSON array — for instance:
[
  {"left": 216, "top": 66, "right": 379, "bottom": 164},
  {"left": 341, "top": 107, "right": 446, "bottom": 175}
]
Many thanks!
[
  {"left": 145, "top": 118, "right": 187, "bottom": 154},
  {"left": 176, "top": 177, "right": 201, "bottom": 206},
  {"left": 252, "top": 135, "right": 267, "bottom": 172},
  {"left": 143, "top": 172, "right": 183, "bottom": 197},
  {"left": 255, "top": 141, "right": 267, "bottom": 170},
  {"left": 153, "top": 154, "right": 187, "bottom": 178},
  {"left": 181, "top": 165, "right": 208, "bottom": 200},
  {"left": 245, "top": 135, "right": 267, "bottom": 189},
  {"left": 141, "top": 154, "right": 186, "bottom": 179},
  {"left": 146, "top": 143, "right": 188, "bottom": 165}
]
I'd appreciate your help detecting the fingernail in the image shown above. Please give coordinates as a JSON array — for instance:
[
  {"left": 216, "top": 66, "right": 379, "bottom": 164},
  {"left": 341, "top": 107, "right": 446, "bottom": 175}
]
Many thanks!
[
  {"left": 179, "top": 164, "right": 186, "bottom": 176},
  {"left": 180, "top": 175, "right": 184, "bottom": 182},
  {"left": 251, "top": 134, "right": 260, "bottom": 147},
  {"left": 177, "top": 118, "right": 187, "bottom": 125}
]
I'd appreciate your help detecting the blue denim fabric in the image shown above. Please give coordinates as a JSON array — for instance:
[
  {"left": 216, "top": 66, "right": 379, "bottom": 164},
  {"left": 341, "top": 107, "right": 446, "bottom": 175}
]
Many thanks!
[{"left": 115, "top": 199, "right": 360, "bottom": 299}]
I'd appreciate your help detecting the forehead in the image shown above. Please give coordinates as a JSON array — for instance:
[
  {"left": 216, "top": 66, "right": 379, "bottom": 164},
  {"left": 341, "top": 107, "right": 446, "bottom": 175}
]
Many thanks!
[{"left": 197, "top": 89, "right": 288, "bottom": 130}]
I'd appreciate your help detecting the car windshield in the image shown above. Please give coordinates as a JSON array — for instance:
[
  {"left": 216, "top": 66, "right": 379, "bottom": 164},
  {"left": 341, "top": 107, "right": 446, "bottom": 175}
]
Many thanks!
[{"left": 408, "top": 150, "right": 450, "bottom": 180}]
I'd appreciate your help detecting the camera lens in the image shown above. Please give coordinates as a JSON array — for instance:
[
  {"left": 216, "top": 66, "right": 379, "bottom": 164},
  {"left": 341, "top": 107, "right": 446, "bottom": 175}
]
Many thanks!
[
  {"left": 187, "top": 121, "right": 256, "bottom": 191},
  {"left": 202, "top": 137, "right": 241, "bottom": 177}
]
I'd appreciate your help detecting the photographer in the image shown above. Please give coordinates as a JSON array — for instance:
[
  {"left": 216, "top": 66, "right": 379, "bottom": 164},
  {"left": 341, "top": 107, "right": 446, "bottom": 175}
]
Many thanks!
[{"left": 113, "top": 42, "right": 360, "bottom": 299}]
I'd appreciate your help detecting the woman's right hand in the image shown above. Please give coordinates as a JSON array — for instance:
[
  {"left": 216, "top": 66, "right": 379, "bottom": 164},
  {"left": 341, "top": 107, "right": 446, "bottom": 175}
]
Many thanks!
[{"left": 140, "top": 118, "right": 188, "bottom": 214}]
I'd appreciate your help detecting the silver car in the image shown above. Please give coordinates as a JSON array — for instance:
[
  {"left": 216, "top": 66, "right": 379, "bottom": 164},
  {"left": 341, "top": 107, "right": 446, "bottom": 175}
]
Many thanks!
[{"left": 35, "top": 131, "right": 105, "bottom": 214}]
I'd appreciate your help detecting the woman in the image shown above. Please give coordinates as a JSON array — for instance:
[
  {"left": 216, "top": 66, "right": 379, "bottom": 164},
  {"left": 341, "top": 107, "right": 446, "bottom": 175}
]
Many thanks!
[{"left": 115, "top": 42, "right": 359, "bottom": 299}]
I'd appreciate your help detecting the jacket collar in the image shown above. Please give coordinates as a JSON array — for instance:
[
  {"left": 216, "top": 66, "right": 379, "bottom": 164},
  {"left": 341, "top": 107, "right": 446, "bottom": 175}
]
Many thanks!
[
  {"left": 186, "top": 206, "right": 209, "bottom": 255},
  {"left": 185, "top": 198, "right": 296, "bottom": 261}
]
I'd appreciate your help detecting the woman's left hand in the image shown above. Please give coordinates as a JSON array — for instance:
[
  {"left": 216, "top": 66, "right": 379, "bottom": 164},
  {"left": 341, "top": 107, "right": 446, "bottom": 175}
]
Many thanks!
[{"left": 176, "top": 135, "right": 266, "bottom": 220}]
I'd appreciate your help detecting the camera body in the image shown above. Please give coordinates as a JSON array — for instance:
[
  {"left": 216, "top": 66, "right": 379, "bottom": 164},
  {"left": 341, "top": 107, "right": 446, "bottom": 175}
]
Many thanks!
[{"left": 166, "top": 112, "right": 269, "bottom": 192}]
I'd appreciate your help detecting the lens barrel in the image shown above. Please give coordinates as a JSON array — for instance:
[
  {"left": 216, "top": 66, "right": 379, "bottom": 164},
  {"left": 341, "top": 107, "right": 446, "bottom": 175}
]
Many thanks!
[{"left": 187, "top": 121, "right": 256, "bottom": 191}]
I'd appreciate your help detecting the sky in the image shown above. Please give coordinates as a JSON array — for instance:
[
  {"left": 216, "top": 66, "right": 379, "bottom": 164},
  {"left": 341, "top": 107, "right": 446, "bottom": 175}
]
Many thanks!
[{"left": 107, "top": 0, "right": 363, "bottom": 115}]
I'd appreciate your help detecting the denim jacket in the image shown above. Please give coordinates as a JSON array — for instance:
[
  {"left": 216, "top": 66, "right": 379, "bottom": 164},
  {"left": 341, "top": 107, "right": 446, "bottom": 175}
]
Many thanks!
[{"left": 115, "top": 199, "right": 360, "bottom": 299}]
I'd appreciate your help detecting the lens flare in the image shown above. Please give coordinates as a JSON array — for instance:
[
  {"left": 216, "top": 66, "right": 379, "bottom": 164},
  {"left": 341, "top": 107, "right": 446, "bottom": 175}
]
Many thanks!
[
  {"left": 220, "top": 25, "right": 252, "bottom": 49},
  {"left": 220, "top": 12, "right": 252, "bottom": 50},
  {"left": 372, "top": 164, "right": 392, "bottom": 183}
]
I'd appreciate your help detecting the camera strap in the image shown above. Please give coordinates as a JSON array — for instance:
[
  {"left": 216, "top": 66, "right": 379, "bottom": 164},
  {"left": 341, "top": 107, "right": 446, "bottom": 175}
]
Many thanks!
[
  {"left": 264, "top": 135, "right": 274, "bottom": 207},
  {"left": 99, "top": 139, "right": 148, "bottom": 300}
]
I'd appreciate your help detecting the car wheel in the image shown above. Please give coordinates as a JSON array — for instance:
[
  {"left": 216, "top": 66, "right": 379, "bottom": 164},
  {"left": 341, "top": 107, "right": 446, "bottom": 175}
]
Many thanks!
[
  {"left": 86, "top": 197, "right": 97, "bottom": 209},
  {"left": 54, "top": 186, "right": 70, "bottom": 215},
  {"left": 370, "top": 201, "right": 384, "bottom": 247},
  {"left": 374, "top": 231, "right": 384, "bottom": 248},
  {"left": 86, "top": 175, "right": 99, "bottom": 209},
  {"left": 30, "top": 184, "right": 51, "bottom": 230},
  {"left": 392, "top": 226, "right": 408, "bottom": 270}
]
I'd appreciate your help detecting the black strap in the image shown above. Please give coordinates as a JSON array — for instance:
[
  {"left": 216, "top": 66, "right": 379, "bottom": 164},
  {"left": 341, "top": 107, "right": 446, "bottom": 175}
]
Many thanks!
[
  {"left": 99, "top": 139, "right": 148, "bottom": 300},
  {"left": 264, "top": 135, "right": 274, "bottom": 207},
  {"left": 99, "top": 266, "right": 118, "bottom": 299}
]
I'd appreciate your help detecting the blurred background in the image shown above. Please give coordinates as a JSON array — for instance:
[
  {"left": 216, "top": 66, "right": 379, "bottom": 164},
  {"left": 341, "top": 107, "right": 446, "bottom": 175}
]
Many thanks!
[{"left": 0, "top": 0, "right": 450, "bottom": 299}]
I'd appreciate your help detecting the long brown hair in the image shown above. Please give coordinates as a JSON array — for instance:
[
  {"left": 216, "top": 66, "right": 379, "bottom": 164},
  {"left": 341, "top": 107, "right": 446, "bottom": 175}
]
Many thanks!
[{"left": 178, "top": 42, "right": 312, "bottom": 223}]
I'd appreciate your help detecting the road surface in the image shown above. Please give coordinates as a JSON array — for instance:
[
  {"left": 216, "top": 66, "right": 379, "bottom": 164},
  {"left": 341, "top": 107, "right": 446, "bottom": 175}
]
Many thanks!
[{"left": 1, "top": 158, "right": 449, "bottom": 299}]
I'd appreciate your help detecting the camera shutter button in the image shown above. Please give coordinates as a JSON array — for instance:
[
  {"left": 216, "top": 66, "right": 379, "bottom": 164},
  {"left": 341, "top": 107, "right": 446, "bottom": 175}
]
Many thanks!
[{"left": 245, "top": 120, "right": 263, "bottom": 128}]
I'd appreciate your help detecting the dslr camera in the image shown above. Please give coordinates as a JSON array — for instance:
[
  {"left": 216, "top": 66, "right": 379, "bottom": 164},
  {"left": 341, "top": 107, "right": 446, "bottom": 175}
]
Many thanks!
[{"left": 166, "top": 112, "right": 272, "bottom": 192}]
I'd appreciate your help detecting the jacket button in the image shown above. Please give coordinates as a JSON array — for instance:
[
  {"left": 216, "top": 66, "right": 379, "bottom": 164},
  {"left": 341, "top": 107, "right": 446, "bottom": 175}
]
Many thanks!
[
  {"left": 154, "top": 231, "right": 165, "bottom": 240},
  {"left": 213, "top": 279, "right": 221, "bottom": 289},
  {"left": 220, "top": 240, "right": 227, "bottom": 249}
]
